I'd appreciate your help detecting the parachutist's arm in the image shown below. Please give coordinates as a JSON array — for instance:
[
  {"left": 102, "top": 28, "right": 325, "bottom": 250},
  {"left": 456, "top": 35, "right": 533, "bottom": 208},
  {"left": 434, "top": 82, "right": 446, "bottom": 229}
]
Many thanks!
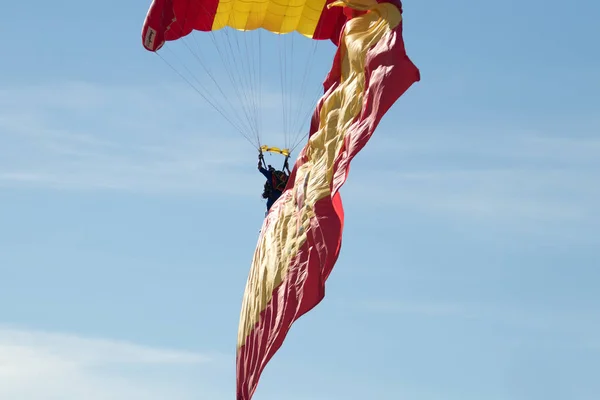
[
  {"left": 258, "top": 166, "right": 271, "bottom": 180},
  {"left": 258, "top": 153, "right": 267, "bottom": 170}
]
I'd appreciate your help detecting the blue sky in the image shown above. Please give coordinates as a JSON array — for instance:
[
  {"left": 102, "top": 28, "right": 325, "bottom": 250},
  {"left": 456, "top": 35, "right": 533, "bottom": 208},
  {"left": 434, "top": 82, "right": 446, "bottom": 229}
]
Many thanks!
[{"left": 1, "top": 0, "right": 599, "bottom": 399}]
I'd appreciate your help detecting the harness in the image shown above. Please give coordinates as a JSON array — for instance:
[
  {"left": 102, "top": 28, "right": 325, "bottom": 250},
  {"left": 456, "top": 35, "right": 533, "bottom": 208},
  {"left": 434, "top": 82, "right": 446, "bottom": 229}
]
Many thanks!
[
  {"left": 258, "top": 150, "right": 290, "bottom": 197},
  {"left": 271, "top": 170, "right": 288, "bottom": 192}
]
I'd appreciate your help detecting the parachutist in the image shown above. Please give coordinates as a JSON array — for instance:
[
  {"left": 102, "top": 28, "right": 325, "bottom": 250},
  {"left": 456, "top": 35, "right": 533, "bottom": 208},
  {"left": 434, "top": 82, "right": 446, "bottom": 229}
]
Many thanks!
[{"left": 258, "top": 156, "right": 288, "bottom": 213}]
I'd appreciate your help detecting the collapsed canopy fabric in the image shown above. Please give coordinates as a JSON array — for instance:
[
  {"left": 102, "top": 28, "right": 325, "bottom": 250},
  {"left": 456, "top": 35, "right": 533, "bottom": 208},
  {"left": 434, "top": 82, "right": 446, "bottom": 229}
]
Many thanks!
[{"left": 234, "top": 1, "right": 420, "bottom": 399}]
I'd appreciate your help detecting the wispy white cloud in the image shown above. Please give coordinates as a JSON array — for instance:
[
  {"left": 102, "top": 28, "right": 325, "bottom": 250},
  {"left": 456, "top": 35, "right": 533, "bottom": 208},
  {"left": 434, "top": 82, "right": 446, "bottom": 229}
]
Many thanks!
[
  {"left": 0, "top": 80, "right": 320, "bottom": 196},
  {"left": 0, "top": 326, "right": 225, "bottom": 400},
  {"left": 2, "top": 80, "right": 599, "bottom": 232},
  {"left": 368, "top": 126, "right": 600, "bottom": 165},
  {"left": 348, "top": 168, "right": 594, "bottom": 221},
  {"left": 358, "top": 300, "right": 470, "bottom": 318},
  {"left": 356, "top": 300, "right": 600, "bottom": 345},
  {"left": 344, "top": 126, "right": 600, "bottom": 228},
  {"left": 0, "top": 81, "right": 260, "bottom": 195}
]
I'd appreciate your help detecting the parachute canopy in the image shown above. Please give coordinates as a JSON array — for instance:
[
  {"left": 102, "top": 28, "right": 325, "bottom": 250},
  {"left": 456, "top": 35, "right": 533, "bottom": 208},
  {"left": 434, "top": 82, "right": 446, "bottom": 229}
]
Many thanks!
[
  {"left": 142, "top": 0, "right": 352, "bottom": 155},
  {"left": 142, "top": 0, "right": 348, "bottom": 52},
  {"left": 141, "top": 1, "right": 419, "bottom": 399}
]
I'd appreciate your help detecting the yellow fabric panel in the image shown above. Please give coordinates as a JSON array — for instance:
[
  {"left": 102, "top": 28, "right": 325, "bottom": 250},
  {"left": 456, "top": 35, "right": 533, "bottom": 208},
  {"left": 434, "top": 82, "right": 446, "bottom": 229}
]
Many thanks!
[
  {"left": 237, "top": 1, "right": 402, "bottom": 347},
  {"left": 212, "top": 0, "right": 328, "bottom": 37},
  {"left": 260, "top": 145, "right": 290, "bottom": 156}
]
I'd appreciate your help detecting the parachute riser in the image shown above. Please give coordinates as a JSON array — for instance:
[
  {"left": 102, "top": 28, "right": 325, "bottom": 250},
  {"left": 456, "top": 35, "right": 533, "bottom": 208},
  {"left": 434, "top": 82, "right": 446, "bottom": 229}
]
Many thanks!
[{"left": 259, "top": 144, "right": 291, "bottom": 172}]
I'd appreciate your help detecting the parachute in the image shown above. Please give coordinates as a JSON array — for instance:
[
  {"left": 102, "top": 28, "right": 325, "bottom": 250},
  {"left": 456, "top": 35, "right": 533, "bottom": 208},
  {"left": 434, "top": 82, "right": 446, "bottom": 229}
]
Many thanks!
[
  {"left": 141, "top": 0, "right": 419, "bottom": 399},
  {"left": 142, "top": 0, "right": 348, "bottom": 154}
]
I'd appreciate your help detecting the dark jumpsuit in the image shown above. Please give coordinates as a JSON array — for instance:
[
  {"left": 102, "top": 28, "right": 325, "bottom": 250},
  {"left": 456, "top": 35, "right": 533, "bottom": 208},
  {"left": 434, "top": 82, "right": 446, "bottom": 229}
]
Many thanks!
[{"left": 259, "top": 166, "right": 283, "bottom": 211}]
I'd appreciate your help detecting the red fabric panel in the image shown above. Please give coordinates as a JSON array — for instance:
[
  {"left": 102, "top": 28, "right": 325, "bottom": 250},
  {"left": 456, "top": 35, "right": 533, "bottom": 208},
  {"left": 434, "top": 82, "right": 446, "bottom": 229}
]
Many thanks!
[{"left": 236, "top": 192, "right": 344, "bottom": 400}]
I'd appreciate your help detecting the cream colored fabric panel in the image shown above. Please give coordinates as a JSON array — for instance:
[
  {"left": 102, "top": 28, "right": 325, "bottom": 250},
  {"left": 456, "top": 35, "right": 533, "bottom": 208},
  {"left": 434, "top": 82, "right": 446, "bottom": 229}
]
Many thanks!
[
  {"left": 212, "top": 0, "right": 327, "bottom": 36},
  {"left": 237, "top": 1, "right": 402, "bottom": 347}
]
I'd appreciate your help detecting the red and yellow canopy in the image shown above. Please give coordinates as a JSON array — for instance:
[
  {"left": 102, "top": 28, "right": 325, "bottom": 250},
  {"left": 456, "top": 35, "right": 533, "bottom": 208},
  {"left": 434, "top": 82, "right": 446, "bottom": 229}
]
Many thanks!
[
  {"left": 141, "top": 1, "right": 419, "bottom": 398},
  {"left": 142, "top": 0, "right": 352, "bottom": 51}
]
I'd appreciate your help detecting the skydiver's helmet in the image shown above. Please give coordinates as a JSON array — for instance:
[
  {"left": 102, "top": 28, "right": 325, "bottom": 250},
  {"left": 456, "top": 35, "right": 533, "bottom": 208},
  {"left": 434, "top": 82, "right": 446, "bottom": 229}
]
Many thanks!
[{"left": 268, "top": 165, "right": 275, "bottom": 172}]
